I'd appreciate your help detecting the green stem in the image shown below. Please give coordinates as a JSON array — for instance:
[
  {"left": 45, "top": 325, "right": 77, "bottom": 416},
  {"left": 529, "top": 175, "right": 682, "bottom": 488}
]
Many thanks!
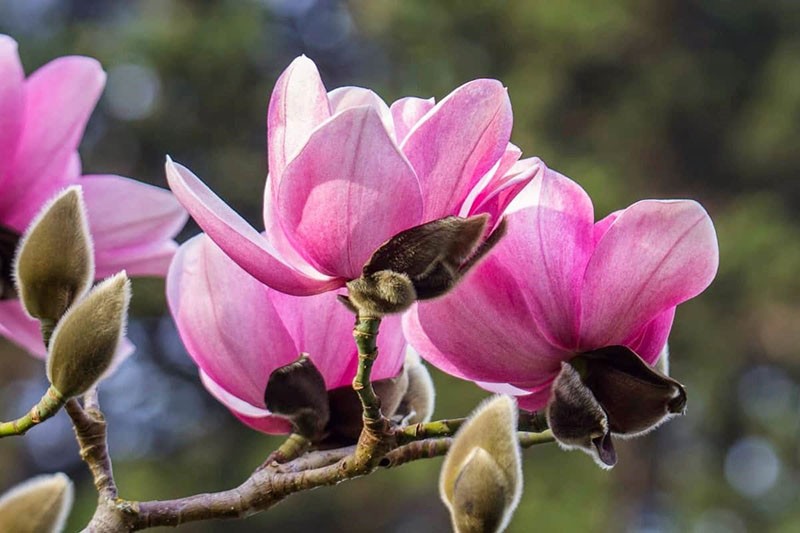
[
  {"left": 396, "top": 411, "right": 550, "bottom": 445},
  {"left": 518, "top": 429, "right": 555, "bottom": 448},
  {"left": 351, "top": 314, "right": 382, "bottom": 422},
  {"left": 257, "top": 434, "right": 311, "bottom": 470},
  {"left": 0, "top": 385, "right": 65, "bottom": 438},
  {"left": 349, "top": 313, "right": 395, "bottom": 471},
  {"left": 396, "top": 418, "right": 466, "bottom": 444}
]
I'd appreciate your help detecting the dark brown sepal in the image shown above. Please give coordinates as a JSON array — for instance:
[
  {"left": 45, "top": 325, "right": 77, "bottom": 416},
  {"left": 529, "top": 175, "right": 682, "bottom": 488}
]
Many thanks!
[
  {"left": 0, "top": 224, "right": 20, "bottom": 300},
  {"left": 577, "top": 345, "right": 686, "bottom": 437},
  {"left": 264, "top": 354, "right": 330, "bottom": 440},
  {"left": 546, "top": 362, "right": 617, "bottom": 468},
  {"left": 324, "top": 369, "right": 410, "bottom": 445},
  {"left": 346, "top": 214, "right": 506, "bottom": 315}
]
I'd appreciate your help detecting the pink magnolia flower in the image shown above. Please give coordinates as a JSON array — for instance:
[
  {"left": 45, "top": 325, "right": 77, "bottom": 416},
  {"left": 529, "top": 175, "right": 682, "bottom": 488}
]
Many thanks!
[
  {"left": 167, "top": 234, "right": 407, "bottom": 434},
  {"left": 166, "top": 55, "right": 538, "bottom": 296},
  {"left": 404, "top": 163, "right": 719, "bottom": 413},
  {"left": 0, "top": 35, "right": 187, "bottom": 357}
]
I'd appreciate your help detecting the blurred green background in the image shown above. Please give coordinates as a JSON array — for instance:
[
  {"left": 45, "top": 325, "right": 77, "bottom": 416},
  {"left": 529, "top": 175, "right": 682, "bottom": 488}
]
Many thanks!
[{"left": 1, "top": 0, "right": 799, "bottom": 531}]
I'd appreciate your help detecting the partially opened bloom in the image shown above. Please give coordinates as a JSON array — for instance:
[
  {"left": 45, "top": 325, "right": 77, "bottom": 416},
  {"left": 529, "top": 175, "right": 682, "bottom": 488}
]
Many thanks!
[
  {"left": 0, "top": 35, "right": 187, "bottom": 357},
  {"left": 404, "top": 163, "right": 719, "bottom": 465},
  {"left": 166, "top": 55, "right": 538, "bottom": 296},
  {"left": 167, "top": 234, "right": 407, "bottom": 435}
]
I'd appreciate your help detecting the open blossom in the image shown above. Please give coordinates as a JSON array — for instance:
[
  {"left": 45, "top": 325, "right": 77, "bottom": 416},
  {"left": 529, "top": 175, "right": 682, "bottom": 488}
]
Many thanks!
[
  {"left": 0, "top": 35, "right": 187, "bottom": 357},
  {"left": 166, "top": 55, "right": 538, "bottom": 296},
  {"left": 167, "top": 234, "right": 407, "bottom": 434},
  {"left": 404, "top": 162, "right": 719, "bottom": 463}
]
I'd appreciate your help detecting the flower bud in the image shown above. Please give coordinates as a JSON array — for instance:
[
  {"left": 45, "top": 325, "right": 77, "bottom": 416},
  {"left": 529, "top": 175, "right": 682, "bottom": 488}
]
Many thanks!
[
  {"left": 14, "top": 186, "right": 94, "bottom": 323},
  {"left": 395, "top": 349, "right": 436, "bottom": 424},
  {"left": 440, "top": 395, "right": 522, "bottom": 533},
  {"left": 0, "top": 473, "right": 74, "bottom": 533},
  {"left": 46, "top": 271, "right": 131, "bottom": 398},
  {"left": 347, "top": 214, "right": 506, "bottom": 316}
]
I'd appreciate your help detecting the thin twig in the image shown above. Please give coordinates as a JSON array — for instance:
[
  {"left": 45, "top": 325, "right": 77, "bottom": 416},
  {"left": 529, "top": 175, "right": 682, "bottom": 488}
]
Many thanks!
[
  {"left": 65, "top": 395, "right": 117, "bottom": 500},
  {"left": 0, "top": 385, "right": 64, "bottom": 438}
]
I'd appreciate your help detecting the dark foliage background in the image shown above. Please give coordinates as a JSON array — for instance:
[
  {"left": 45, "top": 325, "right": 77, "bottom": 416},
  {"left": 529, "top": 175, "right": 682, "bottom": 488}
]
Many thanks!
[{"left": 1, "top": 0, "right": 798, "bottom": 531}]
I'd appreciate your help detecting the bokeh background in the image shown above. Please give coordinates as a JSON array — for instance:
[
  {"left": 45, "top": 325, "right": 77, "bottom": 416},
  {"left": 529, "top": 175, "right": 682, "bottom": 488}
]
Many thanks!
[{"left": 1, "top": 0, "right": 799, "bottom": 531}]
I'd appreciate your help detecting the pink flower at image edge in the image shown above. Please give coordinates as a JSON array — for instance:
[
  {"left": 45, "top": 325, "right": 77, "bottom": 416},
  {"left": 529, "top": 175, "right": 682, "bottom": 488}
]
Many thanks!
[{"left": 0, "top": 35, "right": 187, "bottom": 357}]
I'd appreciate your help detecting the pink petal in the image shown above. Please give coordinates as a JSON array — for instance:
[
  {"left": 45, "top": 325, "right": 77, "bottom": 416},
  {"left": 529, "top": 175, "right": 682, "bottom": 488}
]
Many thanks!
[
  {"left": 269, "top": 290, "right": 407, "bottom": 389},
  {"left": 200, "top": 371, "right": 292, "bottom": 434},
  {"left": 401, "top": 79, "right": 512, "bottom": 219},
  {"left": 467, "top": 157, "right": 542, "bottom": 225},
  {"left": 593, "top": 210, "right": 621, "bottom": 245},
  {"left": 94, "top": 240, "right": 179, "bottom": 279},
  {"left": 477, "top": 378, "right": 558, "bottom": 412},
  {"left": 261, "top": 175, "right": 328, "bottom": 278},
  {"left": 0, "top": 299, "right": 46, "bottom": 358},
  {"left": 267, "top": 55, "right": 331, "bottom": 183},
  {"left": 0, "top": 57, "right": 104, "bottom": 217},
  {"left": 165, "top": 158, "right": 342, "bottom": 295},
  {"left": 0, "top": 35, "right": 24, "bottom": 182},
  {"left": 459, "top": 144, "right": 522, "bottom": 217},
  {"left": 627, "top": 306, "right": 676, "bottom": 365},
  {"left": 390, "top": 96, "right": 435, "bottom": 144},
  {"left": 515, "top": 379, "right": 558, "bottom": 412},
  {"left": 328, "top": 86, "right": 394, "bottom": 135},
  {"left": 505, "top": 168, "right": 595, "bottom": 350},
  {"left": 276, "top": 106, "right": 423, "bottom": 279},
  {"left": 579, "top": 200, "right": 719, "bottom": 350},
  {"left": 81, "top": 175, "right": 187, "bottom": 277},
  {"left": 474, "top": 381, "right": 532, "bottom": 396},
  {"left": 404, "top": 253, "right": 567, "bottom": 385},
  {"left": 167, "top": 235, "right": 299, "bottom": 408}
]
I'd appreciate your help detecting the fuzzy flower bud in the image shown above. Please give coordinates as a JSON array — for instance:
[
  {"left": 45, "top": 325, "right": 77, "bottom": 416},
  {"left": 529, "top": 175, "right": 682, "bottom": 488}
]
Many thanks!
[
  {"left": 0, "top": 473, "right": 74, "bottom": 533},
  {"left": 14, "top": 186, "right": 94, "bottom": 324},
  {"left": 440, "top": 395, "right": 522, "bottom": 533},
  {"left": 395, "top": 349, "right": 436, "bottom": 424},
  {"left": 346, "top": 214, "right": 505, "bottom": 316},
  {"left": 46, "top": 271, "right": 130, "bottom": 398}
]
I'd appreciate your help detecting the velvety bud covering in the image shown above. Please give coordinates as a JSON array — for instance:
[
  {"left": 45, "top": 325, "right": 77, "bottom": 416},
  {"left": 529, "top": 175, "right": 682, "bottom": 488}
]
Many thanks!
[
  {"left": 46, "top": 271, "right": 131, "bottom": 397},
  {"left": 347, "top": 214, "right": 504, "bottom": 315},
  {"left": 14, "top": 186, "right": 93, "bottom": 323},
  {"left": 395, "top": 349, "right": 436, "bottom": 424},
  {"left": 264, "top": 354, "right": 330, "bottom": 439},
  {"left": 440, "top": 395, "right": 522, "bottom": 533},
  {"left": 0, "top": 473, "right": 74, "bottom": 533}
]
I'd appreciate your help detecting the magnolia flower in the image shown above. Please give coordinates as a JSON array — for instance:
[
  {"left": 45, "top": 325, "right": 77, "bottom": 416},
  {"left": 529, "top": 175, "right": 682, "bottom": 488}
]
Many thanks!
[
  {"left": 404, "top": 163, "right": 719, "bottom": 466},
  {"left": 0, "top": 35, "right": 187, "bottom": 357},
  {"left": 166, "top": 55, "right": 538, "bottom": 296},
  {"left": 167, "top": 234, "right": 408, "bottom": 435}
]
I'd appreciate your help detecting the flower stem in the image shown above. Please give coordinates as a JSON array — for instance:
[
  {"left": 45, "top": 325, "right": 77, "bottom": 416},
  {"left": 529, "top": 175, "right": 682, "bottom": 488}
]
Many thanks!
[
  {"left": 0, "top": 385, "right": 65, "bottom": 438},
  {"left": 351, "top": 314, "right": 382, "bottom": 421}
]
